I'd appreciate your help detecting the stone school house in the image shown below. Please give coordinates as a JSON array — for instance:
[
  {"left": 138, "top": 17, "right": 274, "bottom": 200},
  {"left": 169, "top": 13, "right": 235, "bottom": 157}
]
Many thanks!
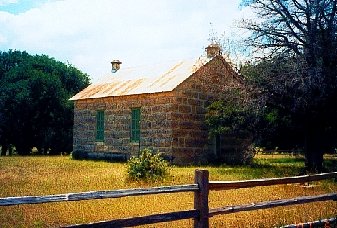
[{"left": 70, "top": 46, "right": 245, "bottom": 164}]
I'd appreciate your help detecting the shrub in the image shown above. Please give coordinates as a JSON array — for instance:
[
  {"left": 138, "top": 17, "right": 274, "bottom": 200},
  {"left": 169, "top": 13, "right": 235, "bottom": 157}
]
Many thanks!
[{"left": 126, "top": 148, "right": 169, "bottom": 181}]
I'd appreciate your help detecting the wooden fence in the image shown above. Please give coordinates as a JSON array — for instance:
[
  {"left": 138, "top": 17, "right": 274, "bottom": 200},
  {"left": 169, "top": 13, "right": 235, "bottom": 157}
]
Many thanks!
[{"left": 0, "top": 170, "right": 336, "bottom": 227}]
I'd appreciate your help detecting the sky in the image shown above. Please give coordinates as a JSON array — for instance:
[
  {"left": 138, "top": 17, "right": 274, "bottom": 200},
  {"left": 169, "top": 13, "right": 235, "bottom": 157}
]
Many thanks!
[{"left": 0, "top": 0, "right": 252, "bottom": 82}]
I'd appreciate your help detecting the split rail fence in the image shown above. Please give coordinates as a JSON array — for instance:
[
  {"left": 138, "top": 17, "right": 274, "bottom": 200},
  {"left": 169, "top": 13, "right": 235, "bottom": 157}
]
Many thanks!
[{"left": 0, "top": 170, "right": 336, "bottom": 227}]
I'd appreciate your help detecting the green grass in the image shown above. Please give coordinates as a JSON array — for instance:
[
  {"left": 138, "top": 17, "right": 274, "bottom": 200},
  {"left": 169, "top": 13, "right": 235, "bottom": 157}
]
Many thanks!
[{"left": 0, "top": 154, "right": 336, "bottom": 227}]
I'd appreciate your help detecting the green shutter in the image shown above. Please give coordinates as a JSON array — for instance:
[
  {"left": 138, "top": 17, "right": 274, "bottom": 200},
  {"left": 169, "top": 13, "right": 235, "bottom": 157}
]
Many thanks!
[
  {"left": 131, "top": 108, "right": 140, "bottom": 142},
  {"left": 96, "top": 110, "right": 104, "bottom": 141}
]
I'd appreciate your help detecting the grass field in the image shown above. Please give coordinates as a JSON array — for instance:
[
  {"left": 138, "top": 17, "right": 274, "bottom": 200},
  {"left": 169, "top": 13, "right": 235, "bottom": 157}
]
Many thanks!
[{"left": 0, "top": 154, "right": 336, "bottom": 227}]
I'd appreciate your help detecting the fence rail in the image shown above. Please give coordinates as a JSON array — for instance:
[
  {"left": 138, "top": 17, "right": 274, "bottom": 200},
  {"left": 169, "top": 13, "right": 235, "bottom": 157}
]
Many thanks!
[
  {"left": 209, "top": 171, "right": 337, "bottom": 190},
  {"left": 0, "top": 184, "right": 198, "bottom": 206},
  {"left": 281, "top": 217, "right": 337, "bottom": 228},
  {"left": 209, "top": 193, "right": 337, "bottom": 217},
  {"left": 1, "top": 171, "right": 336, "bottom": 227},
  {"left": 65, "top": 210, "right": 199, "bottom": 228}
]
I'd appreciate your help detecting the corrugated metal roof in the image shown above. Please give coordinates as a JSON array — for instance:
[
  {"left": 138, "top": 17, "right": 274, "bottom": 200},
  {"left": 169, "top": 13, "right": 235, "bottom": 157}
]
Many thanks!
[{"left": 70, "top": 57, "right": 210, "bottom": 100}]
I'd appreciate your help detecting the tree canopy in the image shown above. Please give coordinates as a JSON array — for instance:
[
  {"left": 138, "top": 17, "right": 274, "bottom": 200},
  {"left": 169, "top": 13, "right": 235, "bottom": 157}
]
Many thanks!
[
  {"left": 240, "top": 0, "right": 337, "bottom": 172},
  {"left": 0, "top": 50, "right": 90, "bottom": 155}
]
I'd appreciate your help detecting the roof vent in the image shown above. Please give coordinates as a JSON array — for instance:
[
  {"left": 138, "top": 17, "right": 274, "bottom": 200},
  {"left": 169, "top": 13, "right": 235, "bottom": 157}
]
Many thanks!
[
  {"left": 111, "top": 60, "right": 122, "bottom": 73},
  {"left": 205, "top": 43, "right": 222, "bottom": 58}
]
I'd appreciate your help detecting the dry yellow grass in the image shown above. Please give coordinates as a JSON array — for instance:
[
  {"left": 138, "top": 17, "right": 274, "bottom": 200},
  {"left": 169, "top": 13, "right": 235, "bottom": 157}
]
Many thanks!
[{"left": 0, "top": 155, "right": 336, "bottom": 227}]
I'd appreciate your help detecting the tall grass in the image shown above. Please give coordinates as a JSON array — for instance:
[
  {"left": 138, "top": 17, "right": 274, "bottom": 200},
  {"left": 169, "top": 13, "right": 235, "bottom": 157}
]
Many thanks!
[{"left": 0, "top": 155, "right": 336, "bottom": 227}]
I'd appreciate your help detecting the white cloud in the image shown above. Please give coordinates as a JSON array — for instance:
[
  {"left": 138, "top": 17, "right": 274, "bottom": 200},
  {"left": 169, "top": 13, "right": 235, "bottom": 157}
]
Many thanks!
[
  {"left": 0, "top": 0, "right": 245, "bottom": 81},
  {"left": 0, "top": 33, "right": 7, "bottom": 44}
]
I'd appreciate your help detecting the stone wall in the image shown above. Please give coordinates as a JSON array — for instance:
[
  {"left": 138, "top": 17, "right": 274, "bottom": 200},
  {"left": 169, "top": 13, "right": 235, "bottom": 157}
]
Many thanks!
[
  {"left": 73, "top": 92, "right": 175, "bottom": 159},
  {"left": 171, "top": 56, "right": 245, "bottom": 164},
  {"left": 170, "top": 90, "right": 209, "bottom": 164}
]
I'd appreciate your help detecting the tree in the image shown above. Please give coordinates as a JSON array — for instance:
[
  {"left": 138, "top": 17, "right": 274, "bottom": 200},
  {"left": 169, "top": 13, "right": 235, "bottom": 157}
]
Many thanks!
[
  {"left": 0, "top": 50, "right": 90, "bottom": 155},
  {"left": 240, "top": 0, "right": 337, "bottom": 172},
  {"left": 240, "top": 56, "right": 307, "bottom": 150},
  {"left": 206, "top": 92, "right": 253, "bottom": 138},
  {"left": 204, "top": 69, "right": 258, "bottom": 164},
  {"left": 206, "top": 100, "right": 256, "bottom": 165}
]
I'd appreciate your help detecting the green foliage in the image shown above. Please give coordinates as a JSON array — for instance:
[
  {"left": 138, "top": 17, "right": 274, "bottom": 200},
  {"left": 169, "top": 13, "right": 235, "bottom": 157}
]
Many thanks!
[
  {"left": 240, "top": 59, "right": 300, "bottom": 147},
  {"left": 0, "top": 50, "right": 90, "bottom": 155},
  {"left": 126, "top": 148, "right": 169, "bottom": 181},
  {"left": 265, "top": 109, "right": 278, "bottom": 124},
  {"left": 205, "top": 98, "right": 256, "bottom": 165},
  {"left": 206, "top": 99, "right": 252, "bottom": 138}
]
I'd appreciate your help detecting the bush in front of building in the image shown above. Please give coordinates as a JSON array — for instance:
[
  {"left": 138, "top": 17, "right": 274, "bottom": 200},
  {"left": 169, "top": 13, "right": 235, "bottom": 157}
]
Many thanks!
[{"left": 127, "top": 148, "right": 169, "bottom": 181}]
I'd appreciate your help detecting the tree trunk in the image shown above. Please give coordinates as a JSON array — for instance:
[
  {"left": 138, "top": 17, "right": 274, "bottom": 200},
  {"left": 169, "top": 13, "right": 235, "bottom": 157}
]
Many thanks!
[
  {"left": 304, "top": 129, "right": 324, "bottom": 173},
  {"left": 8, "top": 145, "right": 13, "bottom": 156},
  {"left": 304, "top": 147, "right": 324, "bottom": 173}
]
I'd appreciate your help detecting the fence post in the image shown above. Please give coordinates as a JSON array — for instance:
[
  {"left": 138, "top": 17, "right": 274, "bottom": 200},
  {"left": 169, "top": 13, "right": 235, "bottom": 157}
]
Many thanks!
[{"left": 194, "top": 169, "right": 209, "bottom": 228}]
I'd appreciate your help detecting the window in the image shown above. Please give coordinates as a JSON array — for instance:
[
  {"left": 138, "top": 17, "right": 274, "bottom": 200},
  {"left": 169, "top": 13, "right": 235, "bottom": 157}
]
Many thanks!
[
  {"left": 131, "top": 108, "right": 140, "bottom": 142},
  {"left": 96, "top": 110, "right": 105, "bottom": 142}
]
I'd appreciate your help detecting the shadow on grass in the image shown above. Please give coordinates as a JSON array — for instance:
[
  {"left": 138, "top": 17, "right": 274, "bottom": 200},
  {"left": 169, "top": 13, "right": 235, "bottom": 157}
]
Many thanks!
[
  {"left": 211, "top": 156, "right": 306, "bottom": 180},
  {"left": 213, "top": 155, "right": 336, "bottom": 180}
]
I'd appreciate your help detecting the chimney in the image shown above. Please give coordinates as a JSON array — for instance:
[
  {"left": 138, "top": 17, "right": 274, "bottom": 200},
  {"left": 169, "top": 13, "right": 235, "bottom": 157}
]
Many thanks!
[
  {"left": 111, "top": 60, "right": 122, "bottom": 73},
  {"left": 205, "top": 43, "right": 222, "bottom": 58}
]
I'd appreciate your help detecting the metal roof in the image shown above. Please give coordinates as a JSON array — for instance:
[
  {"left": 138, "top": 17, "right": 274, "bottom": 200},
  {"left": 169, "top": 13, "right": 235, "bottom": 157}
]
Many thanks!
[{"left": 70, "top": 57, "right": 210, "bottom": 100}]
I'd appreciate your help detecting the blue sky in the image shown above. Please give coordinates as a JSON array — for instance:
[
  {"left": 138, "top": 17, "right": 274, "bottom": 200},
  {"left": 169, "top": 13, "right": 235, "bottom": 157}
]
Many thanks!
[
  {"left": 0, "top": 0, "right": 51, "bottom": 14},
  {"left": 0, "top": 0, "right": 253, "bottom": 81}
]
